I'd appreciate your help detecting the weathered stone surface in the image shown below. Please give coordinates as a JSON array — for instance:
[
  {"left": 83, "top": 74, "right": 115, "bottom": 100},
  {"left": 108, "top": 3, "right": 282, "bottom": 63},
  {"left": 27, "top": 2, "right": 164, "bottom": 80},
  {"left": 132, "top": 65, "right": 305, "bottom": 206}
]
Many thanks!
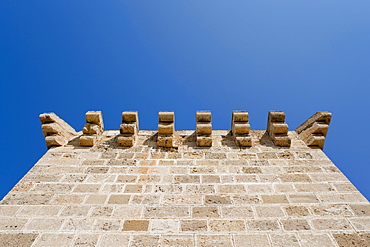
[
  {"left": 1, "top": 114, "right": 369, "bottom": 246},
  {"left": 0, "top": 233, "right": 38, "bottom": 247}
]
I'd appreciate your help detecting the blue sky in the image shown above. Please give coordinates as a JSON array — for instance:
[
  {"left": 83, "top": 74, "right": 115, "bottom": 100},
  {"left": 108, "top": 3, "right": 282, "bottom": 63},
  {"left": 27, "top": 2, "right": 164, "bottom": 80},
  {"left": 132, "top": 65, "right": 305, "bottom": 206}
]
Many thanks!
[{"left": 0, "top": 1, "right": 369, "bottom": 200}]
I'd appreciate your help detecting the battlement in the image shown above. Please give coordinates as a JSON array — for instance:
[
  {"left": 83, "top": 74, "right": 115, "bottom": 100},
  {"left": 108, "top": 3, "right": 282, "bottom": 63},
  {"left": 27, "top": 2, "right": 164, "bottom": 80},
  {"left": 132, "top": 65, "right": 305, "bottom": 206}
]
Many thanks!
[{"left": 39, "top": 111, "right": 332, "bottom": 150}]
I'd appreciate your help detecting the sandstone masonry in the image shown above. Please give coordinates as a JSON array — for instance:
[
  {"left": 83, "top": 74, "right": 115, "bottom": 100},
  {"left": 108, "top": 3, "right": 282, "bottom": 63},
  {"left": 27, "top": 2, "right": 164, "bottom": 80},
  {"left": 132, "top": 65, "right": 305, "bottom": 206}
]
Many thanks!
[{"left": 0, "top": 110, "right": 369, "bottom": 247}]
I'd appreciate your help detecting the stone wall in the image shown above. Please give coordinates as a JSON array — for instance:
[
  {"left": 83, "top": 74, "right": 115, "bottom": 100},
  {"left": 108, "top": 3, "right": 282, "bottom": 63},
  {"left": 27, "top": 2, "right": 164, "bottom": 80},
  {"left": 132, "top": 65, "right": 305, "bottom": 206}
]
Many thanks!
[{"left": 0, "top": 111, "right": 369, "bottom": 247}]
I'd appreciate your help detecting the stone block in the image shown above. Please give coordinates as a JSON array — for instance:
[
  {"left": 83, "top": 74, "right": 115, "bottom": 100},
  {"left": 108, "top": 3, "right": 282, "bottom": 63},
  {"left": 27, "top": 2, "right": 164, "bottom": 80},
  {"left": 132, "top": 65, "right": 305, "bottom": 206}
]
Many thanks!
[
  {"left": 108, "top": 195, "right": 130, "bottom": 204},
  {"left": 158, "top": 136, "right": 173, "bottom": 148},
  {"left": 74, "top": 234, "right": 99, "bottom": 247},
  {"left": 220, "top": 206, "right": 254, "bottom": 218},
  {"left": 82, "top": 123, "right": 102, "bottom": 135},
  {"left": 45, "top": 135, "right": 68, "bottom": 147},
  {"left": 196, "top": 111, "right": 211, "bottom": 122},
  {"left": 333, "top": 233, "right": 370, "bottom": 247},
  {"left": 33, "top": 234, "right": 74, "bottom": 247},
  {"left": 247, "top": 219, "right": 280, "bottom": 231},
  {"left": 130, "top": 235, "right": 160, "bottom": 247},
  {"left": 161, "top": 235, "right": 195, "bottom": 247},
  {"left": 122, "top": 111, "right": 139, "bottom": 123},
  {"left": 196, "top": 123, "right": 212, "bottom": 135},
  {"left": 158, "top": 111, "right": 174, "bottom": 122},
  {"left": 350, "top": 204, "right": 370, "bottom": 216},
  {"left": 150, "top": 219, "right": 179, "bottom": 233},
  {"left": 311, "top": 219, "right": 352, "bottom": 230},
  {"left": 0, "top": 233, "right": 38, "bottom": 247},
  {"left": 204, "top": 195, "right": 232, "bottom": 204},
  {"left": 98, "top": 234, "right": 130, "bottom": 247},
  {"left": 196, "top": 136, "right": 212, "bottom": 147},
  {"left": 269, "top": 234, "right": 300, "bottom": 247},
  {"left": 120, "top": 123, "right": 136, "bottom": 134},
  {"left": 62, "top": 218, "right": 94, "bottom": 230},
  {"left": 117, "top": 135, "right": 134, "bottom": 147},
  {"left": 181, "top": 220, "right": 207, "bottom": 231},
  {"left": 255, "top": 205, "right": 285, "bottom": 217},
  {"left": 349, "top": 218, "right": 370, "bottom": 230},
  {"left": 144, "top": 206, "right": 190, "bottom": 218},
  {"left": 122, "top": 220, "right": 149, "bottom": 231},
  {"left": 209, "top": 219, "right": 246, "bottom": 232},
  {"left": 79, "top": 136, "right": 96, "bottom": 147},
  {"left": 284, "top": 206, "right": 310, "bottom": 216},
  {"left": 234, "top": 234, "right": 270, "bottom": 247},
  {"left": 158, "top": 123, "right": 174, "bottom": 135},
  {"left": 280, "top": 219, "right": 311, "bottom": 231},
  {"left": 93, "top": 219, "right": 121, "bottom": 231},
  {"left": 196, "top": 235, "right": 233, "bottom": 247},
  {"left": 299, "top": 233, "right": 336, "bottom": 247},
  {"left": 192, "top": 206, "right": 219, "bottom": 218}
]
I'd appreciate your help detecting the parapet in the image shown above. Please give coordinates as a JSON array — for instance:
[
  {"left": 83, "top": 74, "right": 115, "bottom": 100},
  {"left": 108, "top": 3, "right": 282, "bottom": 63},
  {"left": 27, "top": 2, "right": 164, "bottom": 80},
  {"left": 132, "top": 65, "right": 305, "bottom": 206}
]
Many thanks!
[{"left": 39, "top": 110, "right": 332, "bottom": 150}]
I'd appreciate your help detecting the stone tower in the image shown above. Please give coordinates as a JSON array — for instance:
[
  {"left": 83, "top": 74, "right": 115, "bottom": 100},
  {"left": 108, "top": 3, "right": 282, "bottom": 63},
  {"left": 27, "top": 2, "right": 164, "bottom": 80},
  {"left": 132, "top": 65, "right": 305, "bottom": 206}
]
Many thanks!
[{"left": 0, "top": 110, "right": 369, "bottom": 247}]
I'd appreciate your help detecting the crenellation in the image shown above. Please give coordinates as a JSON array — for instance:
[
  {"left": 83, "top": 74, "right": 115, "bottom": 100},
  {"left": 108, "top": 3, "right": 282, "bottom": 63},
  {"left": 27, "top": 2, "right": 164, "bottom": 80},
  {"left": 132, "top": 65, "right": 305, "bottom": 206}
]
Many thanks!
[
  {"left": 266, "top": 111, "right": 291, "bottom": 147},
  {"left": 39, "top": 112, "right": 78, "bottom": 149},
  {"left": 157, "top": 111, "right": 175, "bottom": 148},
  {"left": 1, "top": 109, "right": 369, "bottom": 246},
  {"left": 231, "top": 110, "right": 252, "bottom": 147},
  {"left": 296, "top": 111, "right": 332, "bottom": 149},
  {"left": 196, "top": 111, "right": 212, "bottom": 147},
  {"left": 117, "top": 111, "right": 139, "bottom": 147},
  {"left": 79, "top": 111, "right": 104, "bottom": 147}
]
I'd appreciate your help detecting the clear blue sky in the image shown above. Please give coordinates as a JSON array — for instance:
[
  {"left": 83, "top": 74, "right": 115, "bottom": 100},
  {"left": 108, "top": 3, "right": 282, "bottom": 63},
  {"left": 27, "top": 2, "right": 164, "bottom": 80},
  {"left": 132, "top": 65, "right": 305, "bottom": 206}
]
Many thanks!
[{"left": 0, "top": 1, "right": 369, "bottom": 200}]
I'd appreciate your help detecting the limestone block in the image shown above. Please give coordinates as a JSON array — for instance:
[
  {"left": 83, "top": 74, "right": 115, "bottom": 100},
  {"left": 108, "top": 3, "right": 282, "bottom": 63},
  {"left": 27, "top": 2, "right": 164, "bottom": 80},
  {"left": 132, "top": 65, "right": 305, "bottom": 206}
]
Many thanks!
[
  {"left": 159, "top": 111, "right": 174, "bottom": 122},
  {"left": 39, "top": 112, "right": 78, "bottom": 149},
  {"left": 196, "top": 111, "right": 212, "bottom": 147},
  {"left": 266, "top": 111, "right": 291, "bottom": 147},
  {"left": 117, "top": 111, "right": 139, "bottom": 147},
  {"left": 196, "top": 111, "right": 212, "bottom": 122},
  {"left": 120, "top": 123, "right": 136, "bottom": 134},
  {"left": 45, "top": 136, "right": 68, "bottom": 147},
  {"left": 196, "top": 123, "right": 212, "bottom": 135},
  {"left": 296, "top": 111, "right": 332, "bottom": 149},
  {"left": 196, "top": 136, "right": 212, "bottom": 147},
  {"left": 85, "top": 111, "right": 104, "bottom": 128},
  {"left": 158, "top": 123, "right": 174, "bottom": 135},
  {"left": 79, "top": 135, "right": 96, "bottom": 147},
  {"left": 158, "top": 136, "right": 173, "bottom": 148},
  {"left": 231, "top": 111, "right": 252, "bottom": 147},
  {"left": 117, "top": 135, "right": 135, "bottom": 147},
  {"left": 82, "top": 123, "right": 102, "bottom": 135},
  {"left": 122, "top": 111, "right": 139, "bottom": 123}
]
